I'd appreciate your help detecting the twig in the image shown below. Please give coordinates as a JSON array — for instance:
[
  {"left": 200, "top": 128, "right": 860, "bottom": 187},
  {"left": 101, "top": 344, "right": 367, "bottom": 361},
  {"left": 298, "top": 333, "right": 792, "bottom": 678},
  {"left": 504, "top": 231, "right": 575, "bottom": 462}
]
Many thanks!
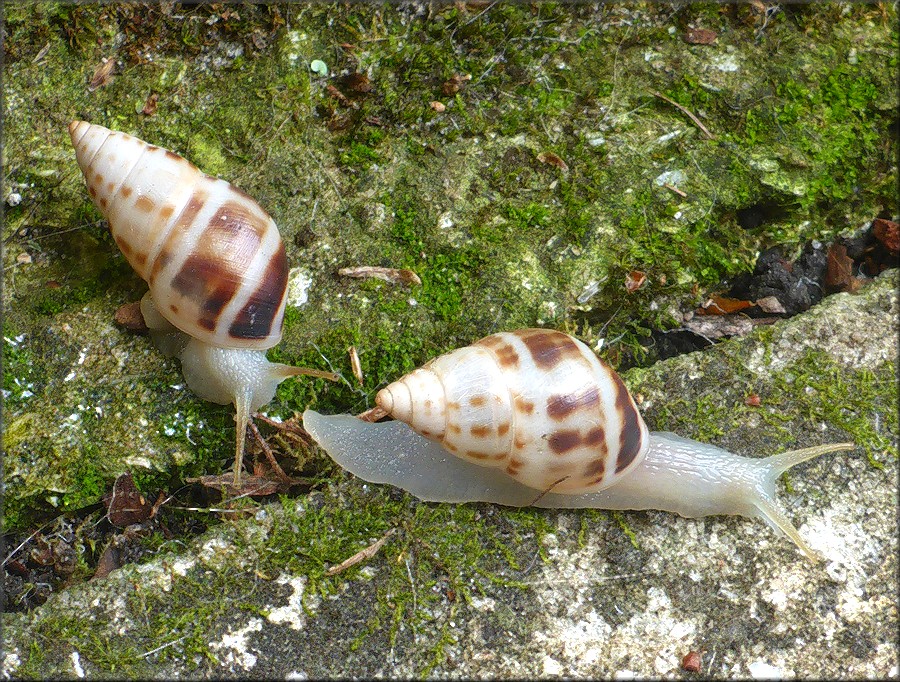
[
  {"left": 404, "top": 554, "right": 418, "bottom": 643},
  {"left": 325, "top": 528, "right": 396, "bottom": 576},
  {"left": 248, "top": 420, "right": 291, "bottom": 482},
  {"left": 663, "top": 182, "right": 687, "bottom": 197},
  {"left": 141, "top": 634, "right": 189, "bottom": 658},
  {"left": 2, "top": 524, "right": 51, "bottom": 566},
  {"left": 651, "top": 90, "right": 715, "bottom": 140},
  {"left": 528, "top": 476, "right": 569, "bottom": 506}
]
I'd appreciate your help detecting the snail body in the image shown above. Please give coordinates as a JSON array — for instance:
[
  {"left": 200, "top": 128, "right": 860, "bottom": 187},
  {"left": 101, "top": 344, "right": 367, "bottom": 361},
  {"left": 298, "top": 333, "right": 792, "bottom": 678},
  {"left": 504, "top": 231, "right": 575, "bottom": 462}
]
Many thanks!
[
  {"left": 303, "top": 329, "right": 852, "bottom": 561},
  {"left": 70, "top": 121, "right": 335, "bottom": 484}
]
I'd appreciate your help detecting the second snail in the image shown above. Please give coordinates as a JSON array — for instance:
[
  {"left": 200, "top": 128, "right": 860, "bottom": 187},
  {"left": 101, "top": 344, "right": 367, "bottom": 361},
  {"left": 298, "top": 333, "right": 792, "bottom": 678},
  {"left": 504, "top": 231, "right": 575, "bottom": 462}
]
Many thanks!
[{"left": 305, "top": 328, "right": 853, "bottom": 562}]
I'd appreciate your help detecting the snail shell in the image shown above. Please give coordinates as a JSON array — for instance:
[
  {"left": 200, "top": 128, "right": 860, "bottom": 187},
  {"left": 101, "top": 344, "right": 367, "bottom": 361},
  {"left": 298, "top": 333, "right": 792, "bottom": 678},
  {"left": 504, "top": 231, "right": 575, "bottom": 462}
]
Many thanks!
[
  {"left": 69, "top": 120, "right": 288, "bottom": 349},
  {"left": 377, "top": 328, "right": 649, "bottom": 494},
  {"left": 69, "top": 121, "right": 335, "bottom": 485}
]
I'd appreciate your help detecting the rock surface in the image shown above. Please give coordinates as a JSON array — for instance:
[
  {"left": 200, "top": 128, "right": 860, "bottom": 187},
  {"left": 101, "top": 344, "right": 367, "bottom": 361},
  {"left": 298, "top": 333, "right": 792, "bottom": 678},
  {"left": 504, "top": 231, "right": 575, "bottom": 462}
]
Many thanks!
[{"left": 3, "top": 273, "right": 896, "bottom": 679}]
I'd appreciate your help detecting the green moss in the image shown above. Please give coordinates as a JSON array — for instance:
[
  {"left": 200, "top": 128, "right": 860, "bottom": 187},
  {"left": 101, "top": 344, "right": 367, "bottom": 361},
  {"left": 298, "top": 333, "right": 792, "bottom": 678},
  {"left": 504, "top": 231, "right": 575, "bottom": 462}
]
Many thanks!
[{"left": 2, "top": 1, "right": 896, "bottom": 637}]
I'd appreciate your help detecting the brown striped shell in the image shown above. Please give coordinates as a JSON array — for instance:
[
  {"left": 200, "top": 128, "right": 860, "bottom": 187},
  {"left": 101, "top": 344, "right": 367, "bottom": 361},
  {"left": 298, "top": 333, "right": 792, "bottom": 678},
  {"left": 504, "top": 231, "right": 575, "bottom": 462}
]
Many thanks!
[
  {"left": 376, "top": 329, "right": 650, "bottom": 494},
  {"left": 69, "top": 121, "right": 288, "bottom": 350}
]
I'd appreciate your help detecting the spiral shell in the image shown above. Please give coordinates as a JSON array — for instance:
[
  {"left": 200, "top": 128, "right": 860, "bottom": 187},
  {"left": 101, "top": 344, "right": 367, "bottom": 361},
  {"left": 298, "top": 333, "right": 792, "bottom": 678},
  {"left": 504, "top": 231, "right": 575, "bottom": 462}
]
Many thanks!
[
  {"left": 69, "top": 121, "right": 288, "bottom": 350},
  {"left": 376, "top": 328, "right": 649, "bottom": 494}
]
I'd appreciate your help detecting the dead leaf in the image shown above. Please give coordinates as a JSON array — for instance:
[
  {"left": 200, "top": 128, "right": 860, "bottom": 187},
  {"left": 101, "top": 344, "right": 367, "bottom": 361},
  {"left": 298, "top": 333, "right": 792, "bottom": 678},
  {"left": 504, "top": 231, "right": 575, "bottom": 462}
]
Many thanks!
[
  {"left": 343, "top": 72, "right": 372, "bottom": 93},
  {"left": 114, "top": 301, "right": 148, "bottom": 332},
  {"left": 338, "top": 266, "right": 422, "bottom": 286},
  {"left": 16, "top": 252, "right": 31, "bottom": 265},
  {"left": 537, "top": 152, "right": 569, "bottom": 172},
  {"left": 624, "top": 270, "right": 646, "bottom": 293},
  {"left": 430, "top": 100, "right": 446, "bottom": 112},
  {"left": 825, "top": 243, "right": 863, "bottom": 293},
  {"left": 873, "top": 218, "right": 899, "bottom": 256},
  {"left": 441, "top": 73, "right": 471, "bottom": 96},
  {"left": 141, "top": 92, "right": 159, "bottom": 116},
  {"left": 89, "top": 58, "right": 116, "bottom": 91},
  {"left": 103, "top": 473, "right": 154, "bottom": 527},
  {"left": 755, "top": 295, "right": 786, "bottom": 314},
  {"left": 91, "top": 541, "right": 121, "bottom": 581},
  {"left": 683, "top": 28, "right": 717, "bottom": 44},
  {"left": 339, "top": 43, "right": 358, "bottom": 52},
  {"left": 744, "top": 393, "right": 762, "bottom": 407},
  {"left": 325, "top": 84, "right": 356, "bottom": 108},
  {"left": 696, "top": 294, "right": 754, "bottom": 316}
]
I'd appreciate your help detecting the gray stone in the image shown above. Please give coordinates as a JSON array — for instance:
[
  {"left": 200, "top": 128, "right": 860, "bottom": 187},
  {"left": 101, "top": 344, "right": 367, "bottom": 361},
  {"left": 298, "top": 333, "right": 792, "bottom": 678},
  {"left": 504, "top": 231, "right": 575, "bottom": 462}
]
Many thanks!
[{"left": 3, "top": 273, "right": 896, "bottom": 679}]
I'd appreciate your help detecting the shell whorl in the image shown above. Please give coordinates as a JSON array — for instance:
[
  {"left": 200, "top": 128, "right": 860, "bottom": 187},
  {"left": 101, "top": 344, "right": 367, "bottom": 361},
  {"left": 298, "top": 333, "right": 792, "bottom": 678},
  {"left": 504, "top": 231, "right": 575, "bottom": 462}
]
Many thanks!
[
  {"left": 68, "top": 121, "right": 288, "bottom": 350},
  {"left": 375, "top": 329, "right": 650, "bottom": 494}
]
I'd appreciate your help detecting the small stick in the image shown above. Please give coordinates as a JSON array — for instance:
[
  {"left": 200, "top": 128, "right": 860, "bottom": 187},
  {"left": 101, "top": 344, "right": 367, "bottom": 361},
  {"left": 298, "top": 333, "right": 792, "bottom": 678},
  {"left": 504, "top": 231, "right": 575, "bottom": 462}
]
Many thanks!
[
  {"left": 663, "top": 182, "right": 687, "bottom": 197},
  {"left": 348, "top": 346, "right": 364, "bottom": 386},
  {"left": 247, "top": 420, "right": 292, "bottom": 482},
  {"left": 651, "top": 90, "right": 715, "bottom": 140},
  {"left": 528, "top": 476, "right": 570, "bottom": 506},
  {"left": 326, "top": 528, "right": 397, "bottom": 576}
]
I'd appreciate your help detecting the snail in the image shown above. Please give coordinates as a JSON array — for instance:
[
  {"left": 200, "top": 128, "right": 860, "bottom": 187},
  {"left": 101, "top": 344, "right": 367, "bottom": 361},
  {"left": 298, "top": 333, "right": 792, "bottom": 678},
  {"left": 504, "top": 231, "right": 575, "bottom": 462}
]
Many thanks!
[
  {"left": 69, "top": 121, "right": 336, "bottom": 485},
  {"left": 303, "top": 328, "right": 853, "bottom": 561}
]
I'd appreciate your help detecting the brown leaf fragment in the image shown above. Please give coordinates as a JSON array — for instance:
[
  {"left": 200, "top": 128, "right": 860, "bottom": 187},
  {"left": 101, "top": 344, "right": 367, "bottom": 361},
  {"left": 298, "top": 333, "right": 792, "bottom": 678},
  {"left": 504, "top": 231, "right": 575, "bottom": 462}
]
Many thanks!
[
  {"left": 141, "top": 92, "right": 159, "bottom": 116},
  {"left": 343, "top": 72, "right": 373, "bottom": 93},
  {"left": 91, "top": 541, "right": 121, "bottom": 581},
  {"left": 745, "top": 393, "right": 762, "bottom": 407},
  {"left": 325, "top": 529, "right": 396, "bottom": 576},
  {"left": 338, "top": 266, "right": 422, "bottom": 286},
  {"left": 873, "top": 218, "right": 899, "bottom": 256},
  {"left": 684, "top": 314, "right": 754, "bottom": 340},
  {"left": 537, "top": 151, "right": 569, "bottom": 172},
  {"left": 114, "top": 301, "right": 148, "bottom": 332},
  {"left": 755, "top": 295, "right": 786, "bottom": 314},
  {"left": 6, "top": 559, "right": 28, "bottom": 577},
  {"left": 325, "top": 84, "right": 356, "bottom": 108},
  {"left": 441, "top": 73, "right": 471, "bottom": 96},
  {"left": 339, "top": 42, "right": 358, "bottom": 52},
  {"left": 825, "top": 243, "right": 863, "bottom": 293},
  {"left": 624, "top": 270, "right": 647, "bottom": 293},
  {"left": 89, "top": 58, "right": 116, "bottom": 91},
  {"left": 683, "top": 28, "right": 718, "bottom": 45},
  {"left": 696, "top": 294, "right": 754, "bottom": 316},
  {"left": 681, "top": 650, "right": 703, "bottom": 672},
  {"left": 103, "top": 473, "right": 154, "bottom": 527}
]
